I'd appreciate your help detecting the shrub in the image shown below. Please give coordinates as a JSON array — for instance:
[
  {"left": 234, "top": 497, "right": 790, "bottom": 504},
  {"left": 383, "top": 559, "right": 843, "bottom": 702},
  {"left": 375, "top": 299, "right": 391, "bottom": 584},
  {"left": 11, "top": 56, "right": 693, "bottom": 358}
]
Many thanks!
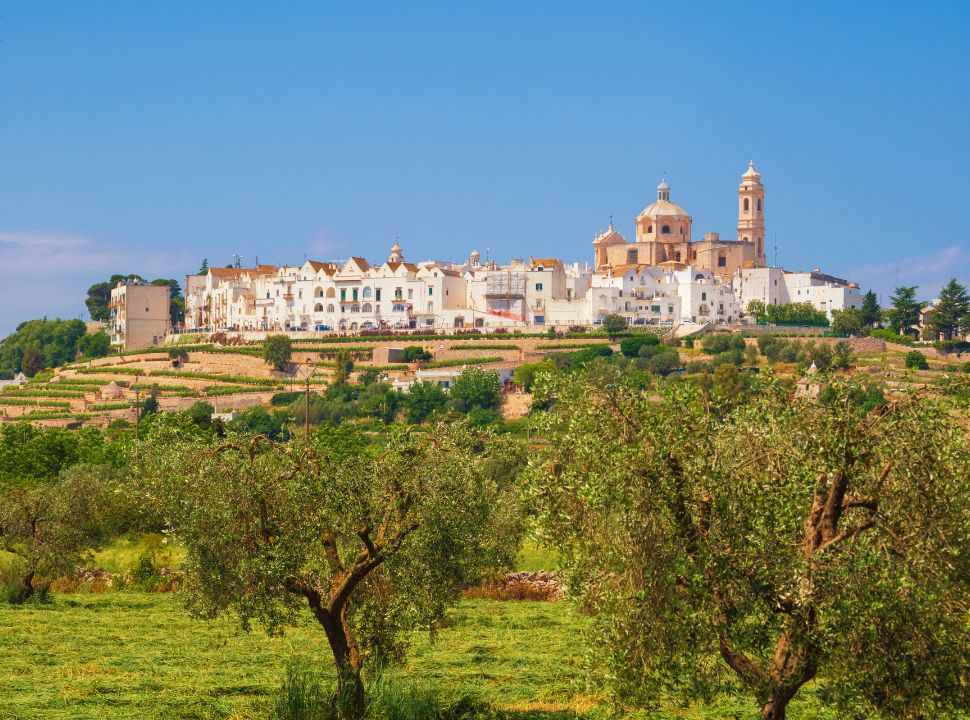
[
  {"left": 905, "top": 350, "right": 929, "bottom": 370},
  {"left": 272, "top": 391, "right": 303, "bottom": 406},
  {"left": 871, "top": 328, "right": 914, "bottom": 345},
  {"left": 620, "top": 335, "right": 660, "bottom": 358},
  {"left": 400, "top": 346, "right": 433, "bottom": 363},
  {"left": 701, "top": 333, "right": 745, "bottom": 354},
  {"left": 645, "top": 348, "right": 682, "bottom": 375},
  {"left": 685, "top": 360, "right": 713, "bottom": 374}
]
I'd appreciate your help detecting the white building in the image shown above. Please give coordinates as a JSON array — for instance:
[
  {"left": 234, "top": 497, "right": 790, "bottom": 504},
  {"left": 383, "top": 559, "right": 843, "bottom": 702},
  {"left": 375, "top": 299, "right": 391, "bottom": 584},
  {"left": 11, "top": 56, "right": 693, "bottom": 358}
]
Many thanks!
[{"left": 734, "top": 267, "right": 862, "bottom": 320}]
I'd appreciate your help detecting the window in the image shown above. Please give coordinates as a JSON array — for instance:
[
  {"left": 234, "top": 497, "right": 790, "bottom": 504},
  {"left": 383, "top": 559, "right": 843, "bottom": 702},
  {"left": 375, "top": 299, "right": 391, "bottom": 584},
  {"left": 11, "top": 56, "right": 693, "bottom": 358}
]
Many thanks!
[
  {"left": 326, "top": 287, "right": 335, "bottom": 298},
  {"left": 375, "top": 289, "right": 381, "bottom": 301},
  {"left": 757, "top": 199, "right": 762, "bottom": 211},
  {"left": 427, "top": 301, "right": 433, "bottom": 312},
  {"left": 428, "top": 287, "right": 433, "bottom": 296},
  {"left": 314, "top": 303, "right": 323, "bottom": 312},
  {"left": 362, "top": 287, "right": 372, "bottom": 299},
  {"left": 298, "top": 290, "right": 303, "bottom": 299},
  {"left": 327, "top": 304, "right": 335, "bottom": 313},
  {"left": 340, "top": 289, "right": 346, "bottom": 301},
  {"left": 361, "top": 303, "right": 372, "bottom": 313},
  {"left": 744, "top": 198, "right": 750, "bottom": 211},
  {"left": 408, "top": 289, "right": 413, "bottom": 299},
  {"left": 674, "top": 251, "right": 681, "bottom": 262},
  {"left": 702, "top": 292, "right": 707, "bottom": 301},
  {"left": 352, "top": 288, "right": 358, "bottom": 301},
  {"left": 535, "top": 282, "right": 543, "bottom": 291},
  {"left": 351, "top": 304, "right": 360, "bottom": 313},
  {"left": 393, "top": 303, "right": 405, "bottom": 312},
  {"left": 718, "top": 255, "right": 727, "bottom": 267},
  {"left": 647, "top": 225, "right": 652, "bottom": 232},
  {"left": 661, "top": 225, "right": 671, "bottom": 234},
  {"left": 651, "top": 305, "right": 661, "bottom": 313},
  {"left": 627, "top": 249, "right": 638, "bottom": 264},
  {"left": 394, "top": 288, "right": 402, "bottom": 300},
  {"left": 315, "top": 287, "right": 323, "bottom": 297}
]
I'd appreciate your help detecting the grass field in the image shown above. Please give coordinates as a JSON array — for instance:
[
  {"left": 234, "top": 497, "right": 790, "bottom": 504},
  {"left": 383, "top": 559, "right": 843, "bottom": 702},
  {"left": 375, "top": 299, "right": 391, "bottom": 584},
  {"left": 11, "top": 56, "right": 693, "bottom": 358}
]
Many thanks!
[{"left": 0, "top": 589, "right": 840, "bottom": 720}]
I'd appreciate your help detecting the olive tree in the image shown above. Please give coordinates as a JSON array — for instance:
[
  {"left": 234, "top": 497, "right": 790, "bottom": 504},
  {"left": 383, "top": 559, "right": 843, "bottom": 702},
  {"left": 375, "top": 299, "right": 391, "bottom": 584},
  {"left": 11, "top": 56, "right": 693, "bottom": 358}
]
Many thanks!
[
  {"left": 135, "top": 420, "right": 523, "bottom": 716},
  {"left": 0, "top": 465, "right": 117, "bottom": 601},
  {"left": 528, "top": 372, "right": 969, "bottom": 720},
  {"left": 262, "top": 334, "right": 293, "bottom": 371}
]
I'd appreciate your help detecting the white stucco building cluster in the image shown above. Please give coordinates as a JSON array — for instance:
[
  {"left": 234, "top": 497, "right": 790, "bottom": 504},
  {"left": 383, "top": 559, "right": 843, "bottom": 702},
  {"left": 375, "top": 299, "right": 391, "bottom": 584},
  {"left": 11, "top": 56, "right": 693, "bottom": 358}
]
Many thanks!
[{"left": 181, "top": 163, "right": 862, "bottom": 335}]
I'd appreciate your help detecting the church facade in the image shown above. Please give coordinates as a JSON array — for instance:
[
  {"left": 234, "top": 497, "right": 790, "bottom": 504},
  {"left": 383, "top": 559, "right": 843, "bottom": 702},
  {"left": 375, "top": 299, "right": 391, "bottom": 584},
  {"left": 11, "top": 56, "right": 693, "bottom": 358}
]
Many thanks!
[{"left": 593, "top": 162, "right": 767, "bottom": 278}]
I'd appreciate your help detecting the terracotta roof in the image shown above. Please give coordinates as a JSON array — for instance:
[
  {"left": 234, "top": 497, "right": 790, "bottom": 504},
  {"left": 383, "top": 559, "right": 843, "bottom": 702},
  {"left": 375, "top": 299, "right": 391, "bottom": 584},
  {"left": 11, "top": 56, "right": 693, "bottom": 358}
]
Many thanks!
[
  {"left": 385, "top": 261, "right": 402, "bottom": 271},
  {"left": 347, "top": 257, "right": 370, "bottom": 271},
  {"left": 209, "top": 267, "right": 247, "bottom": 277},
  {"left": 529, "top": 257, "right": 562, "bottom": 269},
  {"left": 403, "top": 262, "right": 419, "bottom": 271}
]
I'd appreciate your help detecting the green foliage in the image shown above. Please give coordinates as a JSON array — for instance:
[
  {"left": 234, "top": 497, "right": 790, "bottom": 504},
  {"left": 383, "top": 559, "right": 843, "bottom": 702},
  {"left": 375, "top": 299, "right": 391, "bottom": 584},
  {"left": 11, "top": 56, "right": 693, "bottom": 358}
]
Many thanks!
[
  {"left": 421, "top": 356, "right": 503, "bottom": 369},
  {"left": 870, "top": 328, "right": 914, "bottom": 345},
  {"left": 700, "top": 333, "right": 745, "bottom": 354},
  {"left": 399, "top": 346, "right": 433, "bottom": 363},
  {"left": 140, "top": 396, "right": 160, "bottom": 415},
  {"left": 887, "top": 286, "right": 924, "bottom": 335},
  {"left": 230, "top": 406, "right": 290, "bottom": 440},
  {"left": 512, "top": 361, "right": 555, "bottom": 391},
  {"left": 642, "top": 347, "right": 682, "bottom": 375},
  {"left": 620, "top": 335, "right": 660, "bottom": 358},
  {"left": 333, "top": 350, "right": 354, "bottom": 385},
  {"left": 136, "top": 421, "right": 524, "bottom": 713},
  {"left": 183, "top": 401, "right": 215, "bottom": 428},
  {"left": 859, "top": 290, "right": 881, "bottom": 328},
  {"left": 448, "top": 368, "right": 502, "bottom": 415},
  {"left": 356, "top": 383, "right": 400, "bottom": 425},
  {"left": 0, "top": 465, "right": 120, "bottom": 601},
  {"left": 925, "top": 278, "right": 970, "bottom": 340},
  {"left": 830, "top": 308, "right": 863, "bottom": 337},
  {"left": 272, "top": 392, "right": 303, "bottom": 406},
  {"left": 549, "top": 344, "right": 613, "bottom": 371},
  {"left": 748, "top": 301, "right": 829, "bottom": 326},
  {"left": 904, "top": 350, "right": 929, "bottom": 370},
  {"left": 264, "top": 335, "right": 294, "bottom": 371},
  {"left": 528, "top": 372, "right": 970, "bottom": 719},
  {"left": 0, "top": 318, "right": 91, "bottom": 378},
  {"left": 167, "top": 347, "right": 190, "bottom": 364},
  {"left": 403, "top": 382, "right": 449, "bottom": 424},
  {"left": 831, "top": 340, "right": 853, "bottom": 370},
  {"left": 601, "top": 314, "right": 628, "bottom": 339},
  {"left": 77, "top": 331, "right": 112, "bottom": 360},
  {"left": 0, "top": 423, "right": 123, "bottom": 489}
]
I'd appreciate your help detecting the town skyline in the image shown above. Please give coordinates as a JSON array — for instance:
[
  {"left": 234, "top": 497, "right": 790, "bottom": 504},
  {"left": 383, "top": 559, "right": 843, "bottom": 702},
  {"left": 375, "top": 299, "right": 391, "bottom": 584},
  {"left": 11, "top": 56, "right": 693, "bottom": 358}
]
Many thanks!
[{"left": 2, "top": 3, "right": 969, "bottom": 334}]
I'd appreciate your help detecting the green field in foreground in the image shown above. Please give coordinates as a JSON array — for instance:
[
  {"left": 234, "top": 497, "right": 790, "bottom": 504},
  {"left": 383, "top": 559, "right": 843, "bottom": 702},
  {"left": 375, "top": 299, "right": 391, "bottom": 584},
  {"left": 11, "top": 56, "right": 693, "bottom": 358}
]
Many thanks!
[{"left": 0, "top": 592, "right": 838, "bottom": 720}]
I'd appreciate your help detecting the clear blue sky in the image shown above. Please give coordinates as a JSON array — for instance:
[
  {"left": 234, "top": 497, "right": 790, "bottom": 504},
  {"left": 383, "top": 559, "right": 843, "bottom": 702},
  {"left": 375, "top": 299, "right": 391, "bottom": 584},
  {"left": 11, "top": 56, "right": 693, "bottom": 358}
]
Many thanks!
[{"left": 1, "top": 2, "right": 968, "bottom": 334}]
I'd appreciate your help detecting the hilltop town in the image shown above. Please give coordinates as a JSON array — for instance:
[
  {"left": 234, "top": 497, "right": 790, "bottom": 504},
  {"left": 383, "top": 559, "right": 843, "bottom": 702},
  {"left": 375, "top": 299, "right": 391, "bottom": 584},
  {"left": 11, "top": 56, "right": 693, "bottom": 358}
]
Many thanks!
[{"left": 107, "top": 163, "right": 864, "bottom": 348}]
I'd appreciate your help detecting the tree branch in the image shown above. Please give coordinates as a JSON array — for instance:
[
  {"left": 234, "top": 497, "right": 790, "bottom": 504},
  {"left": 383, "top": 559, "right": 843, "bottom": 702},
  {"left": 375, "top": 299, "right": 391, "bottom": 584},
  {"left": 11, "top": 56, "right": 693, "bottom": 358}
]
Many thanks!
[{"left": 818, "top": 519, "right": 877, "bottom": 553}]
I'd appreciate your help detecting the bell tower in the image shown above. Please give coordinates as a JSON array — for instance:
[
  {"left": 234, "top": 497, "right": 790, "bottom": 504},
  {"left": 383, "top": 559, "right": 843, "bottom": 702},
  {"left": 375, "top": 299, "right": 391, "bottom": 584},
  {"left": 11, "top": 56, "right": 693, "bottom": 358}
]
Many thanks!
[{"left": 738, "top": 161, "right": 766, "bottom": 263}]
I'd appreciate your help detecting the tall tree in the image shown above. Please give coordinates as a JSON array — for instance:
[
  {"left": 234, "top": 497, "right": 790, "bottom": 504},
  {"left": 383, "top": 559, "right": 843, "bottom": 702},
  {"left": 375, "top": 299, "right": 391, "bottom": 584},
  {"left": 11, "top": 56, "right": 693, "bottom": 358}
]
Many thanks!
[
  {"left": 926, "top": 278, "right": 970, "bottom": 341},
  {"left": 262, "top": 335, "right": 293, "bottom": 371},
  {"left": 136, "top": 421, "right": 523, "bottom": 716},
  {"left": 197, "top": 258, "right": 209, "bottom": 275},
  {"left": 85, "top": 274, "right": 143, "bottom": 322},
  {"left": 529, "top": 371, "right": 970, "bottom": 720},
  {"left": 887, "top": 286, "right": 924, "bottom": 336},
  {"left": 859, "top": 290, "right": 881, "bottom": 329}
]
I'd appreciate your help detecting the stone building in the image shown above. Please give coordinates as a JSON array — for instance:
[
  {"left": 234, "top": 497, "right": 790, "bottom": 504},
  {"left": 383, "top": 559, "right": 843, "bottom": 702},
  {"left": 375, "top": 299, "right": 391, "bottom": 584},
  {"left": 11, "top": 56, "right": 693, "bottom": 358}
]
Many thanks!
[
  {"left": 594, "top": 162, "right": 767, "bottom": 278},
  {"left": 109, "top": 280, "right": 171, "bottom": 350}
]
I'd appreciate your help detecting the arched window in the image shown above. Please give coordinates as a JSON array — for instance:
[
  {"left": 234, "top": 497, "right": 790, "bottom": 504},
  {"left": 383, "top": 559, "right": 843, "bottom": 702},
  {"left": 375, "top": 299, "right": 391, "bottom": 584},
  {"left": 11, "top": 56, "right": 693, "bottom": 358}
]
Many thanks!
[
  {"left": 361, "top": 302, "right": 372, "bottom": 313},
  {"left": 327, "top": 304, "right": 335, "bottom": 313},
  {"left": 351, "top": 304, "right": 360, "bottom": 313},
  {"left": 314, "top": 287, "right": 324, "bottom": 298},
  {"left": 325, "top": 287, "right": 336, "bottom": 298},
  {"left": 744, "top": 198, "right": 750, "bottom": 211},
  {"left": 362, "top": 287, "right": 373, "bottom": 299},
  {"left": 661, "top": 225, "right": 671, "bottom": 234},
  {"left": 314, "top": 303, "right": 323, "bottom": 312},
  {"left": 743, "top": 236, "right": 749, "bottom": 242},
  {"left": 647, "top": 225, "right": 652, "bottom": 233},
  {"left": 757, "top": 198, "right": 762, "bottom": 212}
]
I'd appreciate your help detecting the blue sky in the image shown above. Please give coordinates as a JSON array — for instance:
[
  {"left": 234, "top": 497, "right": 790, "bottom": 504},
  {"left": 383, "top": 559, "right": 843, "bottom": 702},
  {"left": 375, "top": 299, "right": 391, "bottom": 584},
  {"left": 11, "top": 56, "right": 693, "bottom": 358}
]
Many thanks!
[{"left": 1, "top": 2, "right": 968, "bottom": 334}]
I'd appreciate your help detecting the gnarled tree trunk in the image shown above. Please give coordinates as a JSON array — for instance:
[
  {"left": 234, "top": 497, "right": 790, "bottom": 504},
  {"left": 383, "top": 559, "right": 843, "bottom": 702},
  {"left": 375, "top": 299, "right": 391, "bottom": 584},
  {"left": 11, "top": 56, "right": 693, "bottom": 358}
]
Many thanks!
[{"left": 18, "top": 570, "right": 34, "bottom": 603}]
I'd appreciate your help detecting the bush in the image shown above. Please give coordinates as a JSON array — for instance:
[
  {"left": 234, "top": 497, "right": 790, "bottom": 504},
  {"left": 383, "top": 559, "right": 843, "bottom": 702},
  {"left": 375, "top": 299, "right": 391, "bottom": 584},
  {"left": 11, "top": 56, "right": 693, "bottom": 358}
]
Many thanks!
[
  {"left": 620, "top": 335, "right": 660, "bottom": 358},
  {"left": 685, "top": 360, "right": 712, "bottom": 374},
  {"left": 400, "top": 346, "right": 433, "bottom": 363},
  {"left": 272, "top": 392, "right": 302, "bottom": 406},
  {"left": 871, "top": 328, "right": 914, "bottom": 345},
  {"left": 905, "top": 350, "right": 929, "bottom": 370},
  {"left": 701, "top": 333, "right": 745, "bottom": 354},
  {"left": 645, "top": 348, "right": 682, "bottom": 375},
  {"left": 711, "top": 349, "right": 744, "bottom": 368}
]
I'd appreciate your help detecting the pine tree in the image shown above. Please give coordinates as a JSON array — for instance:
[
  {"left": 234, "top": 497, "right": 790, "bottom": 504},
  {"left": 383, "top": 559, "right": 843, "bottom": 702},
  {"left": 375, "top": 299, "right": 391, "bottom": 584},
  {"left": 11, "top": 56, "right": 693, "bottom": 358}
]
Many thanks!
[
  {"left": 887, "top": 286, "right": 923, "bottom": 336},
  {"left": 926, "top": 278, "right": 969, "bottom": 341},
  {"left": 859, "top": 290, "right": 880, "bottom": 329},
  {"left": 197, "top": 258, "right": 209, "bottom": 275}
]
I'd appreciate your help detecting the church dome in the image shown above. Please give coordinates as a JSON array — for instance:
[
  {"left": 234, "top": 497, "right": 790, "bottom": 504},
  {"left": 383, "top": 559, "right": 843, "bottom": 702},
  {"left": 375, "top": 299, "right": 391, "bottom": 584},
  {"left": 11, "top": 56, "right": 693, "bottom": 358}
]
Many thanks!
[{"left": 637, "top": 199, "right": 691, "bottom": 220}]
